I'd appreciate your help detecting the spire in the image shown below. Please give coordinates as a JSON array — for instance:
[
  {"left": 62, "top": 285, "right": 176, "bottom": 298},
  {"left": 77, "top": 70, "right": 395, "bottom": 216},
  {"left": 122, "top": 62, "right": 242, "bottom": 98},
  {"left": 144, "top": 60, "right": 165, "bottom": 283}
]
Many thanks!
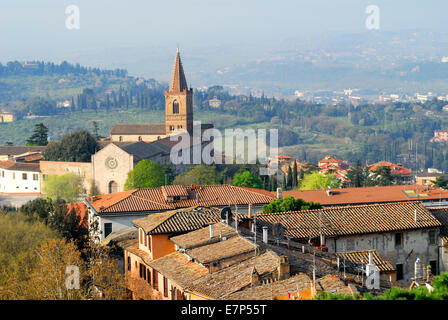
[{"left": 169, "top": 49, "right": 188, "bottom": 93}]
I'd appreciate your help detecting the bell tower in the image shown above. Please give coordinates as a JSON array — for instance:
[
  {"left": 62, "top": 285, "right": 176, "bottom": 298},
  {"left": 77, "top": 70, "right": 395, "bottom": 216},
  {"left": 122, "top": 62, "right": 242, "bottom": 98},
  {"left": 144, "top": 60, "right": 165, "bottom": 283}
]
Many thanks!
[{"left": 165, "top": 49, "right": 193, "bottom": 135}]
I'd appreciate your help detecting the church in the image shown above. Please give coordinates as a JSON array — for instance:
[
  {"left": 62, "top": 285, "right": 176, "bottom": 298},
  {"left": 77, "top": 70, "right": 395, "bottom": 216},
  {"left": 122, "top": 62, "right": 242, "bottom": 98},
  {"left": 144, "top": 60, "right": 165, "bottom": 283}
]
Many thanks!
[
  {"left": 109, "top": 49, "right": 212, "bottom": 143},
  {"left": 89, "top": 49, "right": 214, "bottom": 194}
]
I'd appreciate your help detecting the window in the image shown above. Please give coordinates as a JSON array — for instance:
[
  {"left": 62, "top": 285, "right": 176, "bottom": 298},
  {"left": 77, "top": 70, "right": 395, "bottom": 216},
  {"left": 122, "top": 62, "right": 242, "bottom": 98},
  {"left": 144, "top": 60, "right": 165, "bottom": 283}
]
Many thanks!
[
  {"left": 170, "top": 125, "right": 175, "bottom": 131},
  {"left": 395, "top": 233, "right": 403, "bottom": 248},
  {"left": 127, "top": 256, "right": 131, "bottom": 271},
  {"left": 430, "top": 260, "right": 438, "bottom": 275},
  {"left": 177, "top": 289, "right": 184, "bottom": 300},
  {"left": 138, "top": 136, "right": 142, "bottom": 141},
  {"left": 163, "top": 276, "right": 168, "bottom": 297},
  {"left": 429, "top": 230, "right": 437, "bottom": 245},
  {"left": 33, "top": 173, "right": 38, "bottom": 181},
  {"left": 108, "top": 181, "right": 118, "bottom": 194},
  {"left": 396, "top": 264, "right": 404, "bottom": 280},
  {"left": 144, "top": 232, "right": 147, "bottom": 247},
  {"left": 140, "top": 229, "right": 143, "bottom": 244},
  {"left": 153, "top": 270, "right": 158, "bottom": 290},
  {"left": 173, "top": 100, "right": 179, "bottom": 114},
  {"left": 119, "top": 136, "right": 123, "bottom": 142},
  {"left": 22, "top": 173, "right": 27, "bottom": 180},
  {"left": 148, "top": 235, "right": 151, "bottom": 251},
  {"left": 177, "top": 125, "right": 182, "bottom": 129},
  {"left": 104, "top": 223, "right": 113, "bottom": 238},
  {"left": 147, "top": 269, "right": 151, "bottom": 284}
]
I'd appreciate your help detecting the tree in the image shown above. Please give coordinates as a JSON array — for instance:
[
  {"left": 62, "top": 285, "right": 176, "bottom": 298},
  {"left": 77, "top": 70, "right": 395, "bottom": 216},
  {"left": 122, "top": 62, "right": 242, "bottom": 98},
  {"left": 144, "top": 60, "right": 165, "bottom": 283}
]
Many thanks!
[
  {"left": 232, "top": 171, "right": 263, "bottom": 188},
  {"left": 344, "top": 160, "right": 371, "bottom": 187},
  {"left": 433, "top": 176, "right": 448, "bottom": 189},
  {"left": 292, "top": 161, "right": 298, "bottom": 188},
  {"left": 26, "top": 123, "right": 48, "bottom": 146},
  {"left": 299, "top": 171, "right": 340, "bottom": 190},
  {"left": 262, "top": 196, "right": 322, "bottom": 213},
  {"left": 42, "top": 173, "right": 85, "bottom": 203},
  {"left": 124, "top": 159, "right": 166, "bottom": 190},
  {"left": 1, "top": 238, "right": 127, "bottom": 300},
  {"left": 42, "top": 129, "right": 99, "bottom": 162},
  {"left": 172, "top": 165, "right": 222, "bottom": 186}
]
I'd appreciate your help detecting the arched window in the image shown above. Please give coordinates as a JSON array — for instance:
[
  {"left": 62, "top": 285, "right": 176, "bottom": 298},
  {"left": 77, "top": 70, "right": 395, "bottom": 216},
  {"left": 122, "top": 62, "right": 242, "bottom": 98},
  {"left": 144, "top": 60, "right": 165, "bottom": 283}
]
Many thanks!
[
  {"left": 108, "top": 181, "right": 118, "bottom": 194},
  {"left": 173, "top": 100, "right": 179, "bottom": 114},
  {"left": 119, "top": 136, "right": 123, "bottom": 142},
  {"left": 138, "top": 136, "right": 142, "bottom": 141}
]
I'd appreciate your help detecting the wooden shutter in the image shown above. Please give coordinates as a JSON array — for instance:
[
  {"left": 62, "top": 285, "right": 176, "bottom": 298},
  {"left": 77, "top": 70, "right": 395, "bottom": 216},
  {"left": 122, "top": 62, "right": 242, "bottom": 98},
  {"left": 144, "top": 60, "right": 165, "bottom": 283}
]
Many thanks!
[
  {"left": 153, "top": 269, "right": 158, "bottom": 290},
  {"left": 163, "top": 276, "right": 168, "bottom": 297}
]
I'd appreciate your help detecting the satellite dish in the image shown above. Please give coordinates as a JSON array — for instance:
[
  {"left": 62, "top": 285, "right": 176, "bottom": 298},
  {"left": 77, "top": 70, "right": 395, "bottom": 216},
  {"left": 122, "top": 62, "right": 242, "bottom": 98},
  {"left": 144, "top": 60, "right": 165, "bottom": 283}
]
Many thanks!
[{"left": 220, "top": 207, "right": 232, "bottom": 220}]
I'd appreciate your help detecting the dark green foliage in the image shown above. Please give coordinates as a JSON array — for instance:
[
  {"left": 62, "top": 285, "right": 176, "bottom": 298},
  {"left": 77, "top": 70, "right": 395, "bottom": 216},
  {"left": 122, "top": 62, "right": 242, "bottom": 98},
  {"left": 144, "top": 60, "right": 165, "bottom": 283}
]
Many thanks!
[
  {"left": 232, "top": 170, "right": 263, "bottom": 188},
  {"left": 262, "top": 196, "right": 322, "bottom": 213},
  {"left": 26, "top": 122, "right": 48, "bottom": 146},
  {"left": 42, "top": 129, "right": 99, "bottom": 162}
]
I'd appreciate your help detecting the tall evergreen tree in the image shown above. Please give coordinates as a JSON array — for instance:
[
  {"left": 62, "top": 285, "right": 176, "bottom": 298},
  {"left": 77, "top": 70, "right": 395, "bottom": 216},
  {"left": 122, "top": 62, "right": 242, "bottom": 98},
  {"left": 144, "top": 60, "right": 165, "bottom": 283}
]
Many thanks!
[{"left": 26, "top": 123, "right": 48, "bottom": 146}]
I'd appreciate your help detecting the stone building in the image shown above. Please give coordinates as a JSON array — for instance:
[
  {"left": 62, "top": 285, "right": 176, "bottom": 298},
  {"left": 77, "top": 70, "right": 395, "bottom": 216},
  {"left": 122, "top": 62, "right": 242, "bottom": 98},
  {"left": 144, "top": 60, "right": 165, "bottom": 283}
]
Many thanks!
[
  {"left": 109, "top": 49, "right": 212, "bottom": 143},
  {"left": 254, "top": 201, "right": 442, "bottom": 285}
]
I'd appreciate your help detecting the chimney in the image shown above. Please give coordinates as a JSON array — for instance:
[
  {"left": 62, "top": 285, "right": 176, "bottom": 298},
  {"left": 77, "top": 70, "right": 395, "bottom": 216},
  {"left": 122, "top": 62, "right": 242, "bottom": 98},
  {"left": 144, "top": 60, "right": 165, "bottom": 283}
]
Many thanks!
[
  {"left": 415, "top": 257, "right": 422, "bottom": 281},
  {"left": 251, "top": 267, "right": 259, "bottom": 285},
  {"left": 368, "top": 251, "right": 373, "bottom": 265},
  {"left": 262, "top": 226, "right": 268, "bottom": 244},
  {"left": 276, "top": 187, "right": 282, "bottom": 199},
  {"left": 209, "top": 224, "right": 215, "bottom": 239},
  {"left": 248, "top": 204, "right": 253, "bottom": 218},
  {"left": 277, "top": 256, "right": 290, "bottom": 280},
  {"left": 326, "top": 186, "right": 333, "bottom": 196},
  {"left": 414, "top": 208, "right": 418, "bottom": 223}
]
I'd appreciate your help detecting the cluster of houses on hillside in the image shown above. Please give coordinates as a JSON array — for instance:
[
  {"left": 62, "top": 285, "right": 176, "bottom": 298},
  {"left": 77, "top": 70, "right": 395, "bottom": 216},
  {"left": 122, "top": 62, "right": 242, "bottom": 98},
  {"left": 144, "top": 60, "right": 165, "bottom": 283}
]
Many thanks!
[
  {"left": 3, "top": 50, "right": 448, "bottom": 300},
  {"left": 269, "top": 154, "right": 415, "bottom": 185}
]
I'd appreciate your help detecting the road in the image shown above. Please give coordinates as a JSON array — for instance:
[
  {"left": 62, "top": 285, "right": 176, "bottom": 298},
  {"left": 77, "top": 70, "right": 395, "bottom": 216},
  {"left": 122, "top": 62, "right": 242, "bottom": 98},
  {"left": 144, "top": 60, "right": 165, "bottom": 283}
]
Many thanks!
[{"left": 0, "top": 194, "right": 41, "bottom": 208}]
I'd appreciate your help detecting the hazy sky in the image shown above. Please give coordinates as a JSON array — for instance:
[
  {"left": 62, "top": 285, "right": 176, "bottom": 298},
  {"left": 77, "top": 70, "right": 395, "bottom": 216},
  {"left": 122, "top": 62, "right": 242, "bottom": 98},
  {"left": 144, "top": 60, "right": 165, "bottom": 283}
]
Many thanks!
[{"left": 1, "top": 0, "right": 447, "bottom": 77}]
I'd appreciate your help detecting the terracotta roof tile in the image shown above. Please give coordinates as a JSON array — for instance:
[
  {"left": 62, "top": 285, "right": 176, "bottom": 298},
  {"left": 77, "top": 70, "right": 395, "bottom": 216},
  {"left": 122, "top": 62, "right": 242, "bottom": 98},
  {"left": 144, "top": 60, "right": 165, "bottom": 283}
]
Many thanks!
[
  {"left": 148, "top": 252, "right": 209, "bottom": 289},
  {"left": 281, "top": 185, "right": 448, "bottom": 206},
  {"left": 0, "top": 160, "right": 40, "bottom": 172},
  {"left": 132, "top": 206, "right": 222, "bottom": 235},
  {"left": 186, "top": 234, "right": 256, "bottom": 264},
  {"left": 87, "top": 185, "right": 274, "bottom": 215},
  {"left": 170, "top": 222, "right": 237, "bottom": 250},
  {"left": 187, "top": 250, "right": 281, "bottom": 299},
  {"left": 255, "top": 201, "right": 441, "bottom": 240},
  {"left": 335, "top": 250, "right": 395, "bottom": 272}
]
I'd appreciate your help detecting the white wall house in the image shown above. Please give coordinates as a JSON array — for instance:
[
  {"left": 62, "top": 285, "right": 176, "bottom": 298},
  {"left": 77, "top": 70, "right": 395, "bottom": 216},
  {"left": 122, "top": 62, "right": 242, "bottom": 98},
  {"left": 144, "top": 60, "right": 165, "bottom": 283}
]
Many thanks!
[{"left": 0, "top": 161, "right": 40, "bottom": 194}]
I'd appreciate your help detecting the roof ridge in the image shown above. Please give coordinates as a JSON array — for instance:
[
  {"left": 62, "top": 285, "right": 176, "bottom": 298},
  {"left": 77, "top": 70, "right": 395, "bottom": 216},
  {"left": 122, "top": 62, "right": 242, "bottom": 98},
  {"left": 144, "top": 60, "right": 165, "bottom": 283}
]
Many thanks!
[{"left": 257, "top": 200, "right": 424, "bottom": 216}]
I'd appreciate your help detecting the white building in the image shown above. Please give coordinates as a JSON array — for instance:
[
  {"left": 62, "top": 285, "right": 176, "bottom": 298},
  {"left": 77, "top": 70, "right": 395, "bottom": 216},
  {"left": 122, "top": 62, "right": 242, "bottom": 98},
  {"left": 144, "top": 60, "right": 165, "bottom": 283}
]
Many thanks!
[{"left": 0, "top": 160, "right": 40, "bottom": 194}]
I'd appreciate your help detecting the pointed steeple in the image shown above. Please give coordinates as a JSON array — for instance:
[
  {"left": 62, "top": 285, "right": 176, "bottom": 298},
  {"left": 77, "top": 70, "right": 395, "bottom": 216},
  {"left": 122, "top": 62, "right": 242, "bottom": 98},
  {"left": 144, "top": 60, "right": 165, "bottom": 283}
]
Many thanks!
[{"left": 169, "top": 49, "right": 188, "bottom": 93}]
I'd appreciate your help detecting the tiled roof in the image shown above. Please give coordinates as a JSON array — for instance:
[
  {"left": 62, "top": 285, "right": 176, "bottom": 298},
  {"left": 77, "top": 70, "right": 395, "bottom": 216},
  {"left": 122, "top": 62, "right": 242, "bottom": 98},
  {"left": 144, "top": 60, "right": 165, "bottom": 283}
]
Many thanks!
[
  {"left": 255, "top": 202, "right": 441, "bottom": 240},
  {"left": 148, "top": 252, "right": 209, "bottom": 289},
  {"left": 86, "top": 185, "right": 274, "bottom": 215},
  {"left": 110, "top": 124, "right": 165, "bottom": 135},
  {"left": 132, "top": 206, "right": 222, "bottom": 235},
  {"left": 281, "top": 185, "right": 448, "bottom": 206},
  {"left": 368, "top": 161, "right": 412, "bottom": 176},
  {"left": 0, "top": 145, "right": 46, "bottom": 156},
  {"left": 335, "top": 250, "right": 395, "bottom": 272},
  {"left": 0, "top": 160, "right": 40, "bottom": 172},
  {"left": 186, "top": 234, "right": 256, "bottom": 264},
  {"left": 161, "top": 185, "right": 189, "bottom": 198},
  {"left": 225, "top": 273, "right": 312, "bottom": 300},
  {"left": 428, "top": 208, "right": 448, "bottom": 242},
  {"left": 170, "top": 222, "right": 237, "bottom": 250},
  {"left": 187, "top": 250, "right": 281, "bottom": 299}
]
